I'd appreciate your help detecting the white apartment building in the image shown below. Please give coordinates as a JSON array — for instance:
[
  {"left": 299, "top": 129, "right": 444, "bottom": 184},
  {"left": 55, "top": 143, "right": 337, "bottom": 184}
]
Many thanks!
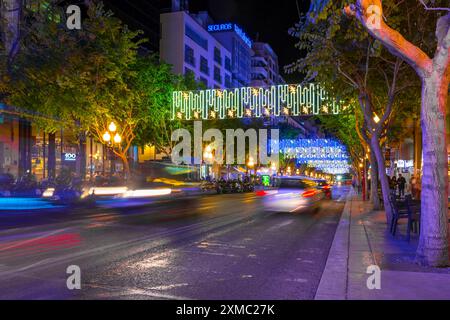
[
  {"left": 160, "top": 11, "right": 233, "bottom": 89},
  {"left": 251, "top": 42, "right": 284, "bottom": 87}
]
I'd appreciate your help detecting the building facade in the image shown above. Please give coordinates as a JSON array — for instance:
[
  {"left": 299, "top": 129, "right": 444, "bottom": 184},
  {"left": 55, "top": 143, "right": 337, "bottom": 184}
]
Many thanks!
[
  {"left": 160, "top": 11, "right": 233, "bottom": 89},
  {"left": 251, "top": 42, "right": 284, "bottom": 87},
  {"left": 0, "top": 105, "right": 123, "bottom": 182},
  {"left": 200, "top": 19, "right": 254, "bottom": 88}
]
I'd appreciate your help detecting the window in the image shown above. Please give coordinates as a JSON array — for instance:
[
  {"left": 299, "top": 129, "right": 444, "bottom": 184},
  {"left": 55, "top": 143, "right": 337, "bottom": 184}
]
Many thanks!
[
  {"left": 214, "top": 66, "right": 222, "bottom": 84},
  {"left": 225, "top": 74, "right": 232, "bottom": 88},
  {"left": 185, "top": 24, "right": 208, "bottom": 50},
  {"left": 225, "top": 57, "right": 232, "bottom": 71},
  {"left": 200, "top": 56, "right": 209, "bottom": 75},
  {"left": 214, "top": 47, "right": 222, "bottom": 65},
  {"left": 184, "top": 45, "right": 195, "bottom": 67}
]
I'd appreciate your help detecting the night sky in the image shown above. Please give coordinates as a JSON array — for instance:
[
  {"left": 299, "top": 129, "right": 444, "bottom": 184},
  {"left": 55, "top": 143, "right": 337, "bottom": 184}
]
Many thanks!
[{"left": 189, "top": 0, "right": 311, "bottom": 83}]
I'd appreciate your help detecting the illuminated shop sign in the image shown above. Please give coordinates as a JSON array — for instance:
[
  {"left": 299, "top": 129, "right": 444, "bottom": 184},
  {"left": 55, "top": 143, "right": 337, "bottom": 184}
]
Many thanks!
[
  {"left": 207, "top": 23, "right": 253, "bottom": 48},
  {"left": 64, "top": 153, "right": 77, "bottom": 162},
  {"left": 207, "top": 23, "right": 233, "bottom": 32},
  {"left": 397, "top": 160, "right": 414, "bottom": 168}
]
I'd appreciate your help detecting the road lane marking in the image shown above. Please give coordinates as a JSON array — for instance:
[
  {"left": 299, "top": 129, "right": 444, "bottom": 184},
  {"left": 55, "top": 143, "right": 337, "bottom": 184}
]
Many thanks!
[
  {"left": 149, "top": 283, "right": 189, "bottom": 291},
  {"left": 85, "top": 283, "right": 191, "bottom": 300},
  {"left": 268, "top": 220, "right": 294, "bottom": 231},
  {"left": 197, "top": 241, "right": 246, "bottom": 249}
]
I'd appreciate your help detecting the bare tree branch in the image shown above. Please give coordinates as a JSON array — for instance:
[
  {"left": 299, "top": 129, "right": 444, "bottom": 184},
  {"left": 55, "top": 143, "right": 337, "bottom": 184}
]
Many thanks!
[
  {"left": 344, "top": 0, "right": 433, "bottom": 77},
  {"left": 419, "top": 0, "right": 450, "bottom": 12}
]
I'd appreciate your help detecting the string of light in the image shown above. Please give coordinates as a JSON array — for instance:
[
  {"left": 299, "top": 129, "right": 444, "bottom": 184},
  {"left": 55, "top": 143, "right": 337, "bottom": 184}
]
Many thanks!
[
  {"left": 280, "top": 139, "right": 349, "bottom": 161},
  {"left": 279, "top": 139, "right": 351, "bottom": 174},
  {"left": 172, "top": 84, "right": 344, "bottom": 120}
]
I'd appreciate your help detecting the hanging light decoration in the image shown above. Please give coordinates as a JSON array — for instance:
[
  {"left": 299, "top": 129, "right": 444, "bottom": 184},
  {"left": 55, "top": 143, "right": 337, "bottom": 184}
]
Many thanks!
[
  {"left": 279, "top": 139, "right": 351, "bottom": 174},
  {"left": 172, "top": 83, "right": 341, "bottom": 120}
]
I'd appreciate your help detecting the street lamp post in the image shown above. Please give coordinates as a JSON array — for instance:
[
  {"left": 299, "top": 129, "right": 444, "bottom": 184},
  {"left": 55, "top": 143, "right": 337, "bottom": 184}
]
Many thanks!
[
  {"left": 247, "top": 156, "right": 255, "bottom": 176},
  {"left": 102, "top": 122, "right": 122, "bottom": 175},
  {"left": 203, "top": 145, "right": 214, "bottom": 179}
]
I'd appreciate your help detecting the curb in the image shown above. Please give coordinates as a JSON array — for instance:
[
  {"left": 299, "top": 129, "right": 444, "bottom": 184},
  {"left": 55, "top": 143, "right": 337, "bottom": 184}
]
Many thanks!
[{"left": 314, "top": 189, "right": 354, "bottom": 300}]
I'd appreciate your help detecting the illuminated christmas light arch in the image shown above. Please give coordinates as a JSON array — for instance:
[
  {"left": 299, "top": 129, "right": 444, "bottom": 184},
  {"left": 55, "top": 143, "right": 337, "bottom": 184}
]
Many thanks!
[
  {"left": 279, "top": 139, "right": 351, "bottom": 174},
  {"left": 172, "top": 84, "right": 344, "bottom": 120}
]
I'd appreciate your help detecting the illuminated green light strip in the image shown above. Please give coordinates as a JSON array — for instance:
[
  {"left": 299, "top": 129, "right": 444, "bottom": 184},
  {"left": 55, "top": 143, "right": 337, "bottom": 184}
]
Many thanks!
[{"left": 172, "top": 84, "right": 342, "bottom": 120}]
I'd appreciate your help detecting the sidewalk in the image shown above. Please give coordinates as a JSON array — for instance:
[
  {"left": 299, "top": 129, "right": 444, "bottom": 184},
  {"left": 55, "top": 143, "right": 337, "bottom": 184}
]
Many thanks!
[{"left": 315, "top": 189, "right": 450, "bottom": 300}]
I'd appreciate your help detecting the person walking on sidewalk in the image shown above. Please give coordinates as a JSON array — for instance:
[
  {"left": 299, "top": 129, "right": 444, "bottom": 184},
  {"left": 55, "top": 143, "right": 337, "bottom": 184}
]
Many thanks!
[
  {"left": 389, "top": 175, "right": 397, "bottom": 196},
  {"left": 410, "top": 174, "right": 421, "bottom": 200},
  {"left": 397, "top": 174, "right": 406, "bottom": 197}
]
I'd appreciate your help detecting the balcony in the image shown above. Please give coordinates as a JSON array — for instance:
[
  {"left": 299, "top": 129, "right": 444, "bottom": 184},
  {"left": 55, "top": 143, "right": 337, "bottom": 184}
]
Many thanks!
[{"left": 252, "top": 66, "right": 268, "bottom": 78}]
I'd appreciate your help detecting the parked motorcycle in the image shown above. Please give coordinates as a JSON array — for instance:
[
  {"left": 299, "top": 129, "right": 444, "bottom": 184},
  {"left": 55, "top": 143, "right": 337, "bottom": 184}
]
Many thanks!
[
  {"left": 216, "top": 179, "right": 232, "bottom": 194},
  {"left": 243, "top": 181, "right": 255, "bottom": 193},
  {"left": 200, "top": 180, "right": 216, "bottom": 192}
]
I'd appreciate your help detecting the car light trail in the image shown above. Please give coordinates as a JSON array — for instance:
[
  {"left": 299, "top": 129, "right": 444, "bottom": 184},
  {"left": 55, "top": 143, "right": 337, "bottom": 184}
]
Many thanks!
[{"left": 121, "top": 189, "right": 172, "bottom": 198}]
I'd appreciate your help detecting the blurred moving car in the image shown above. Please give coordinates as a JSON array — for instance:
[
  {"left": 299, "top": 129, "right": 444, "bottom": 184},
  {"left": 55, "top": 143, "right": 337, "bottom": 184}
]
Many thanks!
[
  {"left": 315, "top": 179, "right": 332, "bottom": 199},
  {"left": 263, "top": 176, "right": 325, "bottom": 213}
]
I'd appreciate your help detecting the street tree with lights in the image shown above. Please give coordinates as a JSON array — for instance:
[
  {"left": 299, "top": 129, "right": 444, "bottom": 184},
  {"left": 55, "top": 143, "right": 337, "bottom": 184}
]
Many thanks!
[
  {"left": 2, "top": 2, "right": 145, "bottom": 178},
  {"left": 344, "top": 0, "right": 449, "bottom": 267},
  {"left": 1, "top": 2, "right": 193, "bottom": 179},
  {"left": 289, "top": 0, "right": 423, "bottom": 219}
]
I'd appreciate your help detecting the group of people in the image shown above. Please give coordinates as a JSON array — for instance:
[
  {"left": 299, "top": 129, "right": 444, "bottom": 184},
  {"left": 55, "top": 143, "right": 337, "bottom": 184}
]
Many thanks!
[
  {"left": 352, "top": 171, "right": 421, "bottom": 200},
  {"left": 389, "top": 174, "right": 421, "bottom": 199}
]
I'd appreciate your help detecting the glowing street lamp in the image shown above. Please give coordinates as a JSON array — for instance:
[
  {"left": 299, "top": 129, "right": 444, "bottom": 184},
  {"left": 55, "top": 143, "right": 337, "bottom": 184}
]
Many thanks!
[
  {"left": 113, "top": 133, "right": 122, "bottom": 144},
  {"left": 247, "top": 157, "right": 255, "bottom": 168},
  {"left": 108, "top": 122, "right": 117, "bottom": 133},
  {"left": 103, "top": 131, "right": 111, "bottom": 143},
  {"left": 103, "top": 121, "right": 121, "bottom": 145},
  {"left": 271, "top": 163, "right": 277, "bottom": 172},
  {"left": 203, "top": 145, "right": 214, "bottom": 162}
]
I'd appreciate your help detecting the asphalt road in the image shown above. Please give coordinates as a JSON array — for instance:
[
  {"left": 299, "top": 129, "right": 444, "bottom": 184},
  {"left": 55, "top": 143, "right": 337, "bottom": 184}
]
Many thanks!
[{"left": 0, "top": 186, "right": 349, "bottom": 300}]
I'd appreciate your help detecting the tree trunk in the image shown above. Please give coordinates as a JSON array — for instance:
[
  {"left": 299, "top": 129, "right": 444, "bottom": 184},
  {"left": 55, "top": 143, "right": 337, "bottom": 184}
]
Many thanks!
[
  {"left": 370, "top": 134, "right": 393, "bottom": 223},
  {"left": 413, "top": 118, "right": 422, "bottom": 176},
  {"left": 344, "top": 2, "right": 449, "bottom": 267},
  {"left": 369, "top": 150, "right": 381, "bottom": 210},
  {"left": 121, "top": 155, "right": 130, "bottom": 180},
  {"left": 48, "top": 132, "right": 56, "bottom": 180},
  {"left": 364, "top": 160, "right": 369, "bottom": 201},
  {"left": 18, "top": 119, "right": 31, "bottom": 176},
  {"left": 1, "top": 0, "right": 21, "bottom": 68},
  {"left": 416, "top": 75, "right": 449, "bottom": 267},
  {"left": 78, "top": 132, "right": 87, "bottom": 180}
]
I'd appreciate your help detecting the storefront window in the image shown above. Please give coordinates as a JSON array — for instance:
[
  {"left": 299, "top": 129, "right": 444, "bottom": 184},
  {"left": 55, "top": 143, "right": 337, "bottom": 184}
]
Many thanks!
[{"left": 0, "top": 116, "right": 19, "bottom": 178}]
